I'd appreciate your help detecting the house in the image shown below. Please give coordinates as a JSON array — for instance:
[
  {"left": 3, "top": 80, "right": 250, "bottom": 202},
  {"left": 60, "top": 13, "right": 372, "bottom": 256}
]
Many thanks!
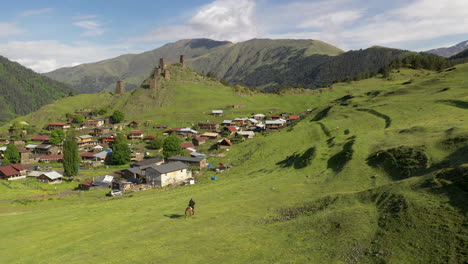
[
  {"left": 193, "top": 136, "right": 209, "bottom": 146},
  {"left": 92, "top": 175, "right": 114, "bottom": 187},
  {"left": 198, "top": 122, "right": 220, "bottom": 130},
  {"left": 121, "top": 167, "right": 146, "bottom": 180},
  {"left": 76, "top": 135, "right": 93, "bottom": 143},
  {"left": 221, "top": 120, "right": 234, "bottom": 126},
  {"left": 253, "top": 114, "right": 266, "bottom": 120},
  {"left": 172, "top": 128, "right": 198, "bottom": 138},
  {"left": 181, "top": 142, "right": 195, "bottom": 149},
  {"left": 265, "top": 120, "right": 286, "bottom": 130},
  {"left": 236, "top": 131, "right": 255, "bottom": 139},
  {"left": 153, "top": 124, "right": 168, "bottom": 130},
  {"left": 92, "top": 145, "right": 104, "bottom": 152},
  {"left": 39, "top": 154, "right": 64, "bottom": 163},
  {"left": 231, "top": 104, "right": 246, "bottom": 108},
  {"left": 201, "top": 132, "right": 219, "bottom": 139},
  {"left": 224, "top": 126, "right": 238, "bottom": 135},
  {"left": 132, "top": 157, "right": 164, "bottom": 168},
  {"left": 37, "top": 171, "right": 63, "bottom": 184},
  {"left": 25, "top": 144, "right": 37, "bottom": 151},
  {"left": 81, "top": 152, "right": 97, "bottom": 161},
  {"left": 144, "top": 135, "right": 157, "bottom": 142},
  {"left": 84, "top": 118, "right": 105, "bottom": 128},
  {"left": 168, "top": 156, "right": 207, "bottom": 169},
  {"left": 31, "top": 135, "right": 50, "bottom": 142},
  {"left": 91, "top": 127, "right": 110, "bottom": 137},
  {"left": 128, "top": 120, "right": 141, "bottom": 127},
  {"left": 101, "top": 133, "right": 118, "bottom": 145},
  {"left": 247, "top": 118, "right": 259, "bottom": 125},
  {"left": 271, "top": 115, "right": 281, "bottom": 120},
  {"left": 34, "top": 144, "right": 59, "bottom": 155},
  {"left": 233, "top": 118, "right": 248, "bottom": 126},
  {"left": 217, "top": 138, "right": 233, "bottom": 150},
  {"left": 46, "top": 122, "right": 71, "bottom": 131},
  {"left": 78, "top": 179, "right": 94, "bottom": 190},
  {"left": 128, "top": 131, "right": 145, "bottom": 140},
  {"left": 211, "top": 110, "right": 223, "bottom": 116},
  {"left": 0, "top": 164, "right": 28, "bottom": 180},
  {"left": 19, "top": 147, "right": 32, "bottom": 164},
  {"left": 145, "top": 162, "right": 190, "bottom": 187}
]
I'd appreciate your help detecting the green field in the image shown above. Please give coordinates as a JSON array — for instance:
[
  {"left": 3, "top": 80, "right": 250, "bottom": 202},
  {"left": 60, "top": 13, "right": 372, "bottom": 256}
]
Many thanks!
[{"left": 0, "top": 64, "right": 467, "bottom": 263}]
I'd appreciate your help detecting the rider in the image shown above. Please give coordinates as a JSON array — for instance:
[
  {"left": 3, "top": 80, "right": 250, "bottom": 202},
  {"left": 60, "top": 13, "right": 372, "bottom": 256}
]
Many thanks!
[{"left": 188, "top": 198, "right": 196, "bottom": 214}]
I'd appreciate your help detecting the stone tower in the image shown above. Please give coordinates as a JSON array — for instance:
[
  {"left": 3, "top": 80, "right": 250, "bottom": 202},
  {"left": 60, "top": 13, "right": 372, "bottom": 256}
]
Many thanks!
[
  {"left": 155, "top": 67, "right": 162, "bottom": 77},
  {"left": 164, "top": 70, "right": 171, "bottom": 80},
  {"left": 115, "top": 80, "right": 124, "bottom": 94},
  {"left": 149, "top": 77, "right": 157, "bottom": 89},
  {"left": 180, "top": 55, "right": 186, "bottom": 67},
  {"left": 159, "top": 58, "right": 166, "bottom": 70}
]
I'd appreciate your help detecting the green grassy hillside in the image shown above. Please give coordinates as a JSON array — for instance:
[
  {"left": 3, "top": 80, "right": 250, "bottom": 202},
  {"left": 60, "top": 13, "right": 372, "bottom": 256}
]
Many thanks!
[
  {"left": 0, "top": 56, "right": 71, "bottom": 123},
  {"left": 0, "top": 64, "right": 467, "bottom": 263},
  {"left": 44, "top": 39, "right": 343, "bottom": 94}
]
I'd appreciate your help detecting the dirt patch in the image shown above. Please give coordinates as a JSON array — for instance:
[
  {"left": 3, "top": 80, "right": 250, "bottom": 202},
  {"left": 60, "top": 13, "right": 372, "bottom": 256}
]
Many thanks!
[{"left": 367, "top": 146, "right": 430, "bottom": 180}]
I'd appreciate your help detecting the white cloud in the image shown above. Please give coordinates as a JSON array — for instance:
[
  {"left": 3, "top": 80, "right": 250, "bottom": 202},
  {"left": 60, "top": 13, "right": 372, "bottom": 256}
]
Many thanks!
[
  {"left": 20, "top": 8, "right": 53, "bottom": 17},
  {"left": 132, "top": 0, "right": 259, "bottom": 43},
  {"left": 0, "top": 23, "right": 24, "bottom": 38},
  {"left": 0, "top": 40, "right": 134, "bottom": 73},
  {"left": 73, "top": 20, "right": 105, "bottom": 37},
  {"left": 72, "top": 14, "right": 99, "bottom": 20}
]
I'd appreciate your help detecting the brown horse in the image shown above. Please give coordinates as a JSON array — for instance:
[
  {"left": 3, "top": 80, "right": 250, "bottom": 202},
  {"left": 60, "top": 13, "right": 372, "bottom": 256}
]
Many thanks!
[{"left": 185, "top": 206, "right": 194, "bottom": 218}]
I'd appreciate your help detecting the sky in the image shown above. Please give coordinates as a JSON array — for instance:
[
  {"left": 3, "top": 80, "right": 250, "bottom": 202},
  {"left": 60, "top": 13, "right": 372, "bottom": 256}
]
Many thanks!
[{"left": 0, "top": 0, "right": 467, "bottom": 73}]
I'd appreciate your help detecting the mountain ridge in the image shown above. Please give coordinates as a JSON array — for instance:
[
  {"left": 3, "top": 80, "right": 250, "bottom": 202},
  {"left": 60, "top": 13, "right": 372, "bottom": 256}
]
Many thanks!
[{"left": 425, "top": 40, "right": 468, "bottom": 58}]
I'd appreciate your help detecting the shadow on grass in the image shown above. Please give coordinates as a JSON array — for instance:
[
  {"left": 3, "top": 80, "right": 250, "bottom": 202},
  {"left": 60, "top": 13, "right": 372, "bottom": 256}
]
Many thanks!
[
  {"left": 436, "top": 100, "right": 468, "bottom": 109},
  {"left": 276, "top": 147, "right": 316, "bottom": 169},
  {"left": 328, "top": 137, "right": 355, "bottom": 173},
  {"left": 164, "top": 214, "right": 184, "bottom": 219}
]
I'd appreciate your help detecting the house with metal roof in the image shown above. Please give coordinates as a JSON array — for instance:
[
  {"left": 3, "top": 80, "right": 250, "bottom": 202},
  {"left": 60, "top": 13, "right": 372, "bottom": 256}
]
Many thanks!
[
  {"left": 145, "top": 161, "right": 191, "bottom": 187},
  {"left": 37, "top": 171, "right": 63, "bottom": 184}
]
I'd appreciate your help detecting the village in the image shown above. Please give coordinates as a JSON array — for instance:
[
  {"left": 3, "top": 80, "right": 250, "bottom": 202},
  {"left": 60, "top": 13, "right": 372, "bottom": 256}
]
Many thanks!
[{"left": 0, "top": 56, "right": 309, "bottom": 196}]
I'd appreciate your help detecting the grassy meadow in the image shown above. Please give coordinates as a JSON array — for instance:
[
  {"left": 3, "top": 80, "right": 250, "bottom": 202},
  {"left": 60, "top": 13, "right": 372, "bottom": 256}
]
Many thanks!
[{"left": 0, "top": 64, "right": 467, "bottom": 263}]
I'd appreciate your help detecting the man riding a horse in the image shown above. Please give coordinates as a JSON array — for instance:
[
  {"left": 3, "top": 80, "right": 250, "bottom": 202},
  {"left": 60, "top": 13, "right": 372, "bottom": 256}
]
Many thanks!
[
  {"left": 188, "top": 198, "right": 196, "bottom": 214},
  {"left": 185, "top": 198, "right": 196, "bottom": 218}
]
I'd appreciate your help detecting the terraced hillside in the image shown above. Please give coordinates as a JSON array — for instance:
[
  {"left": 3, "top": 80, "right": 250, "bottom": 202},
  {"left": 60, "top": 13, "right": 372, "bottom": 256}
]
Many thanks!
[{"left": 0, "top": 64, "right": 467, "bottom": 263}]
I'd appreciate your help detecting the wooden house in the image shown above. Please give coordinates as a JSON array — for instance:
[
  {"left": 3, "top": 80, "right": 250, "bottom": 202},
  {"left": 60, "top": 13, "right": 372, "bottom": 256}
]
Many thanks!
[
  {"left": 223, "top": 126, "right": 238, "bottom": 135},
  {"left": 34, "top": 144, "right": 58, "bottom": 155},
  {"left": 236, "top": 131, "right": 255, "bottom": 139},
  {"left": 37, "top": 171, "right": 63, "bottom": 184},
  {"left": 0, "top": 164, "right": 28, "bottom": 180},
  {"left": 193, "top": 136, "right": 209, "bottom": 146},
  {"left": 128, "top": 131, "right": 145, "bottom": 140},
  {"left": 217, "top": 138, "right": 233, "bottom": 150},
  {"left": 211, "top": 110, "right": 223, "bottom": 117},
  {"left": 46, "top": 122, "right": 71, "bottom": 131},
  {"left": 168, "top": 156, "right": 207, "bottom": 169},
  {"left": 31, "top": 135, "right": 50, "bottom": 142},
  {"left": 39, "top": 154, "right": 64, "bottom": 163},
  {"left": 265, "top": 120, "right": 286, "bottom": 130},
  {"left": 201, "top": 132, "right": 220, "bottom": 139},
  {"left": 253, "top": 114, "right": 266, "bottom": 120},
  {"left": 153, "top": 124, "right": 168, "bottom": 130},
  {"left": 84, "top": 118, "right": 105, "bottom": 128},
  {"left": 233, "top": 118, "right": 248, "bottom": 126},
  {"left": 92, "top": 127, "right": 110, "bottom": 137},
  {"left": 76, "top": 135, "right": 93, "bottom": 143}
]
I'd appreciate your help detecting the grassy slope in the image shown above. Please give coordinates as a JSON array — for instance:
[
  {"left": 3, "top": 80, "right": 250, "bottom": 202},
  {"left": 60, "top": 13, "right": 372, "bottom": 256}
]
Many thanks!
[{"left": 1, "top": 65, "right": 467, "bottom": 263}]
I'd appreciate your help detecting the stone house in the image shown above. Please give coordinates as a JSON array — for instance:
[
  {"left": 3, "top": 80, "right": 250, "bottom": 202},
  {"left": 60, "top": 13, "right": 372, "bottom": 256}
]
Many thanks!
[{"left": 145, "top": 162, "right": 190, "bottom": 187}]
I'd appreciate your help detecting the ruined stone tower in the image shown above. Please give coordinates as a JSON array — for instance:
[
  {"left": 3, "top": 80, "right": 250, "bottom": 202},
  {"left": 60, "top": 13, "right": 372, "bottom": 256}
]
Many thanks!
[
  {"left": 159, "top": 58, "right": 166, "bottom": 70},
  {"left": 149, "top": 77, "right": 157, "bottom": 89},
  {"left": 180, "top": 55, "right": 186, "bottom": 67},
  {"left": 115, "top": 80, "right": 124, "bottom": 94}
]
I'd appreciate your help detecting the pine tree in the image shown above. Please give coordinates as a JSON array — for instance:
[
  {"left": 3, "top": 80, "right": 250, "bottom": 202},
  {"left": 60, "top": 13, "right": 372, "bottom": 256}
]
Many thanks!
[
  {"left": 63, "top": 130, "right": 79, "bottom": 177},
  {"left": 162, "top": 135, "right": 182, "bottom": 159},
  {"left": 111, "top": 134, "right": 131, "bottom": 165},
  {"left": 4, "top": 144, "right": 20, "bottom": 164}
]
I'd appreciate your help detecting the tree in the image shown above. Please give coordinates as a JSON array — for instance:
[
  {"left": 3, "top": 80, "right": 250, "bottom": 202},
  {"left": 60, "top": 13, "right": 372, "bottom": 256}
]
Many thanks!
[
  {"left": 4, "top": 144, "right": 20, "bottom": 164},
  {"left": 50, "top": 129, "right": 65, "bottom": 145},
  {"left": 111, "top": 134, "right": 131, "bottom": 165},
  {"left": 74, "top": 114, "right": 84, "bottom": 123},
  {"left": 149, "top": 138, "right": 163, "bottom": 150},
  {"left": 112, "top": 110, "right": 125, "bottom": 124},
  {"left": 2, "top": 156, "right": 11, "bottom": 165},
  {"left": 63, "top": 130, "right": 79, "bottom": 177},
  {"left": 162, "top": 135, "right": 182, "bottom": 158}
]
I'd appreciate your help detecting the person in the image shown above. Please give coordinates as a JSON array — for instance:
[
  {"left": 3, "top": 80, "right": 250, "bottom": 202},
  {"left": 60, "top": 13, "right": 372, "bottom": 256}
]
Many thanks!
[{"left": 188, "top": 198, "right": 196, "bottom": 214}]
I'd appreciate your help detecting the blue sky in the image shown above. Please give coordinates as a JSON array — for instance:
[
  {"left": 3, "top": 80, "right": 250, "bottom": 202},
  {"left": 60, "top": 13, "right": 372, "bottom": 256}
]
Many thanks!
[{"left": 1, "top": 0, "right": 467, "bottom": 72}]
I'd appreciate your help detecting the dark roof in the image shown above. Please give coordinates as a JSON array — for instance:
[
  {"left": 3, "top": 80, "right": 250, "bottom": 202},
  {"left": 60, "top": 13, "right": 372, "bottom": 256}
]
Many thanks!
[
  {"left": 0, "top": 165, "right": 20, "bottom": 177},
  {"left": 123, "top": 167, "right": 145, "bottom": 176},
  {"left": 148, "top": 161, "right": 188, "bottom": 174},
  {"left": 133, "top": 157, "right": 164, "bottom": 167},
  {"left": 219, "top": 138, "right": 233, "bottom": 146},
  {"left": 168, "top": 156, "right": 205, "bottom": 163}
]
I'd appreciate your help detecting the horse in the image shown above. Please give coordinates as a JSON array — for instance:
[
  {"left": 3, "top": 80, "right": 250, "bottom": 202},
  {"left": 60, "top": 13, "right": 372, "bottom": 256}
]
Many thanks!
[{"left": 185, "top": 206, "right": 194, "bottom": 218}]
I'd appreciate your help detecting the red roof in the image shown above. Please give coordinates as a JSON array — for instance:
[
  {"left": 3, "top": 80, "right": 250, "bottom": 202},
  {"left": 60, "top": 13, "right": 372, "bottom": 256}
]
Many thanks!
[
  {"left": 144, "top": 135, "right": 157, "bottom": 140},
  {"left": 10, "top": 163, "right": 27, "bottom": 171},
  {"left": 130, "top": 130, "right": 145, "bottom": 135},
  {"left": 181, "top": 142, "right": 195, "bottom": 149},
  {"left": 49, "top": 122, "right": 68, "bottom": 126},
  {"left": 289, "top": 115, "right": 300, "bottom": 120},
  {"left": 40, "top": 154, "right": 64, "bottom": 160},
  {"left": 131, "top": 120, "right": 141, "bottom": 124},
  {"left": 220, "top": 138, "right": 233, "bottom": 146},
  {"left": 32, "top": 135, "right": 50, "bottom": 141},
  {"left": 271, "top": 115, "right": 281, "bottom": 118},
  {"left": 0, "top": 165, "right": 21, "bottom": 177},
  {"left": 195, "top": 137, "right": 209, "bottom": 141},
  {"left": 80, "top": 179, "right": 93, "bottom": 186},
  {"left": 225, "top": 126, "right": 237, "bottom": 132}
]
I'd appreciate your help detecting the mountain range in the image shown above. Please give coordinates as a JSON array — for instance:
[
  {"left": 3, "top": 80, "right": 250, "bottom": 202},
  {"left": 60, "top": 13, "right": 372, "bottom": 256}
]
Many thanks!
[{"left": 425, "top": 40, "right": 468, "bottom": 58}]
